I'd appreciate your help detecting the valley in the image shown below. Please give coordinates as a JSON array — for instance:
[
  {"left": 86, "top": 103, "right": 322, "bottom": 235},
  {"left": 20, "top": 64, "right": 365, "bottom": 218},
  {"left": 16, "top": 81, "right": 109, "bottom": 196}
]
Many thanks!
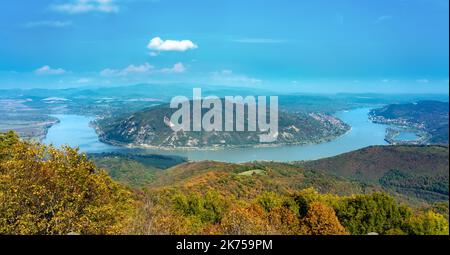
[{"left": 1, "top": 86, "right": 448, "bottom": 163}]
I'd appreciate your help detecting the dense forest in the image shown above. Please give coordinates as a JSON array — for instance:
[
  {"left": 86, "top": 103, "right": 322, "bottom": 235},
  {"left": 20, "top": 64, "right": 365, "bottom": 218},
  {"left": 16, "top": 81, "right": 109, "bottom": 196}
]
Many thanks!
[{"left": 0, "top": 131, "right": 448, "bottom": 235}]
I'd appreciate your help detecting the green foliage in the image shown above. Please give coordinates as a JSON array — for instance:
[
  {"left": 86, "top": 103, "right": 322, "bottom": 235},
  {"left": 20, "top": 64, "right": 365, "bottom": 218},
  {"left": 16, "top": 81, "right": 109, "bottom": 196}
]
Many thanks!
[
  {"left": 297, "top": 145, "right": 449, "bottom": 204},
  {"left": 0, "top": 130, "right": 19, "bottom": 160},
  {"left": 405, "top": 211, "right": 449, "bottom": 235},
  {"left": 429, "top": 201, "right": 449, "bottom": 219},
  {"left": 335, "top": 193, "right": 412, "bottom": 235},
  {"left": 0, "top": 132, "right": 136, "bottom": 235},
  {"left": 1, "top": 132, "right": 448, "bottom": 235},
  {"left": 172, "top": 191, "right": 228, "bottom": 224},
  {"left": 256, "top": 192, "right": 284, "bottom": 212},
  {"left": 92, "top": 156, "right": 157, "bottom": 187},
  {"left": 292, "top": 187, "right": 340, "bottom": 217},
  {"left": 380, "top": 169, "right": 449, "bottom": 202}
]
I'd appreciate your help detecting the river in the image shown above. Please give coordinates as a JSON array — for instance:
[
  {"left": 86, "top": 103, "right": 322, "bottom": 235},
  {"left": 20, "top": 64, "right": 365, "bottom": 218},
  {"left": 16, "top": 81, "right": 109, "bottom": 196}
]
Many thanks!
[{"left": 43, "top": 108, "right": 389, "bottom": 162}]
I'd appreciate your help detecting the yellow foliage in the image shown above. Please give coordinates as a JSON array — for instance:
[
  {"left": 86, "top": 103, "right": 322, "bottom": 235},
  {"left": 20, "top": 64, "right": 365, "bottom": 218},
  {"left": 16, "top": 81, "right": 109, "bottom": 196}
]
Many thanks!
[
  {"left": 0, "top": 132, "right": 136, "bottom": 235},
  {"left": 219, "top": 204, "right": 272, "bottom": 235},
  {"left": 301, "top": 202, "right": 348, "bottom": 235}
]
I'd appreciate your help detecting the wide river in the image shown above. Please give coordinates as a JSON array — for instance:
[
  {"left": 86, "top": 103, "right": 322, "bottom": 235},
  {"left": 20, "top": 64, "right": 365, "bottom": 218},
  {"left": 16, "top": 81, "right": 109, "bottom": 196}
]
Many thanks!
[{"left": 44, "top": 108, "right": 389, "bottom": 162}]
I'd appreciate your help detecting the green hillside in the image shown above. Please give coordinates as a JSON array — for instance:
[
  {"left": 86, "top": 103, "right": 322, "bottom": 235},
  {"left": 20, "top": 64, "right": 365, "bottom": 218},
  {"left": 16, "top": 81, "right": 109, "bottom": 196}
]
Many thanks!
[
  {"left": 1, "top": 131, "right": 448, "bottom": 235},
  {"left": 296, "top": 145, "right": 449, "bottom": 203}
]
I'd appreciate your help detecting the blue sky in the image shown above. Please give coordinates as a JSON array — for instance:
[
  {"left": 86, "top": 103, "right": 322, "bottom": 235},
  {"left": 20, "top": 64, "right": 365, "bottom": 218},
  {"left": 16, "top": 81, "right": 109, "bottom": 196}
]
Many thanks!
[{"left": 0, "top": 0, "right": 448, "bottom": 93}]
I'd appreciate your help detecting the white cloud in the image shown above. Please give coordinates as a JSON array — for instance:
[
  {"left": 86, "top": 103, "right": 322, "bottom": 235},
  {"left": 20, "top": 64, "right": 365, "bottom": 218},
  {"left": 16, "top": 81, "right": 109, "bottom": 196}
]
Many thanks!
[
  {"left": 161, "top": 63, "right": 186, "bottom": 73},
  {"left": 51, "top": 0, "right": 119, "bottom": 14},
  {"left": 100, "top": 63, "right": 154, "bottom": 76},
  {"left": 35, "top": 65, "right": 67, "bottom": 75},
  {"left": 147, "top": 37, "right": 198, "bottom": 52},
  {"left": 25, "top": 20, "right": 73, "bottom": 28},
  {"left": 416, "top": 79, "right": 430, "bottom": 84},
  {"left": 123, "top": 63, "right": 154, "bottom": 73}
]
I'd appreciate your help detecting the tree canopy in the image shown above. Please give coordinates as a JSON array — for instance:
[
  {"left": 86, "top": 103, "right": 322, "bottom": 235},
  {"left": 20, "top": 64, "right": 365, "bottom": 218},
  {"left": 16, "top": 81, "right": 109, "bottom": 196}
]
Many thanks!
[
  {"left": 1, "top": 131, "right": 448, "bottom": 235},
  {"left": 0, "top": 132, "right": 136, "bottom": 235}
]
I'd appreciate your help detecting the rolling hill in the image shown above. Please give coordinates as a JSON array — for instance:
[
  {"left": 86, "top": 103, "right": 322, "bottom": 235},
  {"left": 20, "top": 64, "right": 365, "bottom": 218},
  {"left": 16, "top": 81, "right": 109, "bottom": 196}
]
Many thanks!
[
  {"left": 295, "top": 145, "right": 449, "bottom": 203},
  {"left": 2, "top": 131, "right": 448, "bottom": 235},
  {"left": 92, "top": 145, "right": 449, "bottom": 205},
  {"left": 94, "top": 102, "right": 350, "bottom": 149}
]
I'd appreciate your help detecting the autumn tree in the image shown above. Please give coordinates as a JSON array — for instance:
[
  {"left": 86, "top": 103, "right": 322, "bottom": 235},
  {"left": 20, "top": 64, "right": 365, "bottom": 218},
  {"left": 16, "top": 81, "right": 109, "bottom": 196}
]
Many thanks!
[
  {"left": 406, "top": 211, "right": 449, "bottom": 235},
  {"left": 301, "top": 202, "right": 348, "bottom": 235},
  {"left": 0, "top": 132, "right": 136, "bottom": 235},
  {"left": 219, "top": 204, "right": 272, "bottom": 235}
]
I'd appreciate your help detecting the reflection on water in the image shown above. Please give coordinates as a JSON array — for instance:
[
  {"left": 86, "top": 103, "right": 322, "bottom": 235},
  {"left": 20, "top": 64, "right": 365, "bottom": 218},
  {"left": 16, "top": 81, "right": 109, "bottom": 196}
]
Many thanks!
[{"left": 44, "top": 108, "right": 389, "bottom": 162}]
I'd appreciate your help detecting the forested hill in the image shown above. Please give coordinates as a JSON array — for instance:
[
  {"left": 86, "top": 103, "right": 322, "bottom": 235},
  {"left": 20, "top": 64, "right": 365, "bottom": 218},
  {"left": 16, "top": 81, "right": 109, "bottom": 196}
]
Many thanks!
[
  {"left": 1, "top": 131, "right": 448, "bottom": 235},
  {"left": 369, "top": 100, "right": 449, "bottom": 144},
  {"left": 296, "top": 145, "right": 449, "bottom": 203},
  {"left": 94, "top": 102, "right": 349, "bottom": 149}
]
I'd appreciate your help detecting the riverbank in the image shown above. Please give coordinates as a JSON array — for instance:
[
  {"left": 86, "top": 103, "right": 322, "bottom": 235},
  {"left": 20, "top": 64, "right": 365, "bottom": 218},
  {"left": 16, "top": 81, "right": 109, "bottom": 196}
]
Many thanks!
[{"left": 42, "top": 108, "right": 389, "bottom": 162}]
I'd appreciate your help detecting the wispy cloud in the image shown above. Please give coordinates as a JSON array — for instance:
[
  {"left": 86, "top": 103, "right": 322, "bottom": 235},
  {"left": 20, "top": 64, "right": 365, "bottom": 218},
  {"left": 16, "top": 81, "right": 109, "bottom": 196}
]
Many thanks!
[
  {"left": 211, "top": 70, "right": 262, "bottom": 85},
  {"left": 100, "top": 63, "right": 154, "bottom": 76},
  {"left": 375, "top": 15, "right": 392, "bottom": 24},
  {"left": 35, "top": 65, "right": 67, "bottom": 75},
  {"left": 100, "top": 62, "right": 186, "bottom": 76},
  {"left": 24, "top": 20, "right": 73, "bottom": 28},
  {"left": 147, "top": 37, "right": 198, "bottom": 52},
  {"left": 232, "top": 38, "right": 286, "bottom": 44},
  {"left": 161, "top": 63, "right": 186, "bottom": 74},
  {"left": 51, "top": 0, "right": 119, "bottom": 14}
]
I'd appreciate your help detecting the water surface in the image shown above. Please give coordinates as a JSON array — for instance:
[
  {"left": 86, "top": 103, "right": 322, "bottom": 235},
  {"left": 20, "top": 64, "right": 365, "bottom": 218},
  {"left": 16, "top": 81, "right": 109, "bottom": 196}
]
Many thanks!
[
  {"left": 395, "top": 131, "right": 419, "bottom": 141},
  {"left": 44, "top": 108, "right": 389, "bottom": 162},
  {"left": 43, "top": 115, "right": 117, "bottom": 153}
]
